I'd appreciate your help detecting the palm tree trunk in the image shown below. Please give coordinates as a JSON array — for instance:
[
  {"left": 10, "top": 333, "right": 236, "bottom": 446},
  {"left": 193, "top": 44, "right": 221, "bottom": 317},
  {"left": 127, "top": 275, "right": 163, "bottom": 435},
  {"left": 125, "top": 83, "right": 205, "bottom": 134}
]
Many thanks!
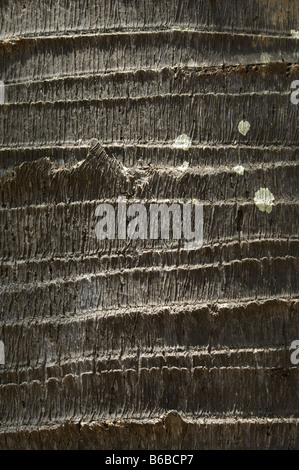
[{"left": 0, "top": 0, "right": 298, "bottom": 449}]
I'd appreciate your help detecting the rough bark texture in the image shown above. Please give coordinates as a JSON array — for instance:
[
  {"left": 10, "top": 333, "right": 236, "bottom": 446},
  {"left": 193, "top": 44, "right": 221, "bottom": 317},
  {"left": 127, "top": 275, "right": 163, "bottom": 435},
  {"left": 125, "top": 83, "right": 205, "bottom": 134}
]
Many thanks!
[{"left": 0, "top": 0, "right": 298, "bottom": 449}]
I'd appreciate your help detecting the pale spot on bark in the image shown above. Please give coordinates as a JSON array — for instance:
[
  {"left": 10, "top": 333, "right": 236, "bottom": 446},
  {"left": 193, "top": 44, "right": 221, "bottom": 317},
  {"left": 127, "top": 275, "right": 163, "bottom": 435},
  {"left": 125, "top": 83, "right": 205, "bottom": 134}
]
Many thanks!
[
  {"left": 177, "top": 161, "right": 189, "bottom": 172},
  {"left": 238, "top": 120, "right": 250, "bottom": 136},
  {"left": 233, "top": 165, "right": 245, "bottom": 175},
  {"left": 254, "top": 188, "right": 275, "bottom": 214},
  {"left": 290, "top": 30, "right": 299, "bottom": 38},
  {"left": 173, "top": 134, "right": 192, "bottom": 150}
]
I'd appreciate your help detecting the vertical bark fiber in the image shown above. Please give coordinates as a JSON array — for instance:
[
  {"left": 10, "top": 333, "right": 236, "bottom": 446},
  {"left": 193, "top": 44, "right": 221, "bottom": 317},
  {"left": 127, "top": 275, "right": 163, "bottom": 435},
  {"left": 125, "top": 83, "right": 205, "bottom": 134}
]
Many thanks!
[{"left": 0, "top": 0, "right": 298, "bottom": 449}]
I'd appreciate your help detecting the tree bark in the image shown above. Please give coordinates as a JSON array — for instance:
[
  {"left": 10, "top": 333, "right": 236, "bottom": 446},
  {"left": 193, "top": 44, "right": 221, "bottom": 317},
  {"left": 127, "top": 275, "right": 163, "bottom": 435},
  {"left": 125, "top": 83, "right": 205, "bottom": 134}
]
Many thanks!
[{"left": 0, "top": 0, "right": 298, "bottom": 449}]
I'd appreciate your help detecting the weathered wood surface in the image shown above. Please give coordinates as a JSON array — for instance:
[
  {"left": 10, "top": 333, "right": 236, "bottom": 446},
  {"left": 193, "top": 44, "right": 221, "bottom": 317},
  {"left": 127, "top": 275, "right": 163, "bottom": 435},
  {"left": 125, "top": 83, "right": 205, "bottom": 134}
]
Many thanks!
[{"left": 0, "top": 0, "right": 298, "bottom": 449}]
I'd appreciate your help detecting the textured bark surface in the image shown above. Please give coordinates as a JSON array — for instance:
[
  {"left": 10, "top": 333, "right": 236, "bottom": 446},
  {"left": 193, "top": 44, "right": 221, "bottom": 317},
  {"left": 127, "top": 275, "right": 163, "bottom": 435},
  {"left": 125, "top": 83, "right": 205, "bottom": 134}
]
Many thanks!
[{"left": 0, "top": 0, "right": 298, "bottom": 449}]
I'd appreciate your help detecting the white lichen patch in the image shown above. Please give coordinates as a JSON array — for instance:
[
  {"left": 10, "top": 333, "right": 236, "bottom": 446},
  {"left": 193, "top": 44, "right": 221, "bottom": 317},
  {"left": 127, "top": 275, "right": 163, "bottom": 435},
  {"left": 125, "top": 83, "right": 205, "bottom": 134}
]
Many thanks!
[
  {"left": 238, "top": 120, "right": 250, "bottom": 136},
  {"left": 290, "top": 30, "right": 299, "bottom": 38},
  {"left": 173, "top": 134, "right": 192, "bottom": 150},
  {"left": 254, "top": 188, "right": 275, "bottom": 213},
  {"left": 233, "top": 165, "right": 245, "bottom": 175},
  {"left": 177, "top": 161, "right": 189, "bottom": 172},
  {"left": 176, "top": 161, "right": 189, "bottom": 180}
]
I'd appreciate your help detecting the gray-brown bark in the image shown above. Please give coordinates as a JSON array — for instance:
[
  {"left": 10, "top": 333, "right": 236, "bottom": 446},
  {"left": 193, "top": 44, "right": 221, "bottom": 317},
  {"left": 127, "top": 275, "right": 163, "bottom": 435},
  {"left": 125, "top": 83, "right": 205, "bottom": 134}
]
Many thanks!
[{"left": 0, "top": 0, "right": 298, "bottom": 449}]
